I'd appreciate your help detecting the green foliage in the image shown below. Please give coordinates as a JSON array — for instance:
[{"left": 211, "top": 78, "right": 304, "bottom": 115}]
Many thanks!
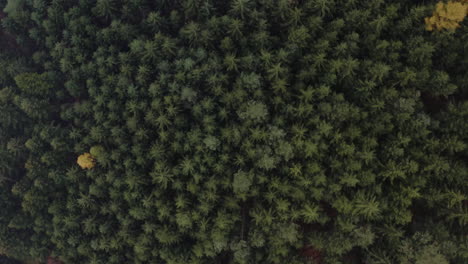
[
  {"left": 0, "top": 0, "right": 466, "bottom": 263},
  {"left": 3, "top": 0, "right": 24, "bottom": 15},
  {"left": 237, "top": 101, "right": 269, "bottom": 123},
  {"left": 14, "top": 72, "right": 51, "bottom": 96},
  {"left": 232, "top": 171, "right": 253, "bottom": 194}
]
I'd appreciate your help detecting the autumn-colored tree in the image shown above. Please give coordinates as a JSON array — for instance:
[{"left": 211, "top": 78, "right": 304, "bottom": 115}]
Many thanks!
[
  {"left": 425, "top": 0, "right": 468, "bottom": 31},
  {"left": 77, "top": 153, "right": 95, "bottom": 169}
]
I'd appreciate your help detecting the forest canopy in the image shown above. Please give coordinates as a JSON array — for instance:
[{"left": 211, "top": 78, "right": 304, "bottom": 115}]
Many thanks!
[{"left": 0, "top": 0, "right": 467, "bottom": 263}]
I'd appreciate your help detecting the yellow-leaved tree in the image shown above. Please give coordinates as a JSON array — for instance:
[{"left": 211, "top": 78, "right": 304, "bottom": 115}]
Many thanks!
[
  {"left": 425, "top": 0, "right": 468, "bottom": 31},
  {"left": 77, "top": 153, "right": 95, "bottom": 169}
]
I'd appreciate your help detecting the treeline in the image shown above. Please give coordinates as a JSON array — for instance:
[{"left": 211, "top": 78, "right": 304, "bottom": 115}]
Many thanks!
[{"left": 0, "top": 0, "right": 467, "bottom": 263}]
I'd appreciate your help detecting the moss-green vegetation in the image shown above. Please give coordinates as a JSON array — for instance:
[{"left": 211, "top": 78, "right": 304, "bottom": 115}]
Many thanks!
[{"left": 0, "top": 0, "right": 466, "bottom": 263}]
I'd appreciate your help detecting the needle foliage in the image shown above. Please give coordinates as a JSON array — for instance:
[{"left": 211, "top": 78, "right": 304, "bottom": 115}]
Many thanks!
[{"left": 0, "top": 0, "right": 467, "bottom": 263}]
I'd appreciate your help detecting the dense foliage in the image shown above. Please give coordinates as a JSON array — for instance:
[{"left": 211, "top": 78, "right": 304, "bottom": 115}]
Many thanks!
[
  {"left": 0, "top": 0, "right": 467, "bottom": 263},
  {"left": 425, "top": 0, "right": 467, "bottom": 31}
]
